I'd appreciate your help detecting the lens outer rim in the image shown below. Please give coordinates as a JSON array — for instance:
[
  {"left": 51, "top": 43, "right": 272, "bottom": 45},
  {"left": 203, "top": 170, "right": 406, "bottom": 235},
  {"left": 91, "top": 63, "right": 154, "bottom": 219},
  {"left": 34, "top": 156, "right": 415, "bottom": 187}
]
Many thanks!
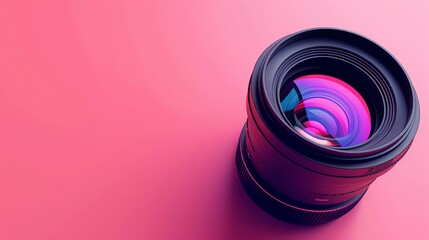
[{"left": 248, "top": 28, "right": 419, "bottom": 178}]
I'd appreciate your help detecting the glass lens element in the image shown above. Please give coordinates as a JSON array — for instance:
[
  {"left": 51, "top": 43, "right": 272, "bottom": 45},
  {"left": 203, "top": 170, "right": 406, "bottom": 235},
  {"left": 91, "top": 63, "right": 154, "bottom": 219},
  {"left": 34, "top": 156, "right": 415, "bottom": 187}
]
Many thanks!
[{"left": 281, "top": 74, "right": 371, "bottom": 147}]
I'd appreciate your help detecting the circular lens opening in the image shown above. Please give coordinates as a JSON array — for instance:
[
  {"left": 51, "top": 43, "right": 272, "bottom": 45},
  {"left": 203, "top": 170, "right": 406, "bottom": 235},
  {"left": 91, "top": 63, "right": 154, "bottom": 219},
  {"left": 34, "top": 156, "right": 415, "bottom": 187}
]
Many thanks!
[{"left": 280, "top": 74, "right": 372, "bottom": 147}]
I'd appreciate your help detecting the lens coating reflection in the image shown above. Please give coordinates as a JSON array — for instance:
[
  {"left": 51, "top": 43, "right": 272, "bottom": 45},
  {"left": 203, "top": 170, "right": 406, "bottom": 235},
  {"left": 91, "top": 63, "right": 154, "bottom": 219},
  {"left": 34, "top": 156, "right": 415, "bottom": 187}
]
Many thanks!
[{"left": 281, "top": 74, "right": 371, "bottom": 147}]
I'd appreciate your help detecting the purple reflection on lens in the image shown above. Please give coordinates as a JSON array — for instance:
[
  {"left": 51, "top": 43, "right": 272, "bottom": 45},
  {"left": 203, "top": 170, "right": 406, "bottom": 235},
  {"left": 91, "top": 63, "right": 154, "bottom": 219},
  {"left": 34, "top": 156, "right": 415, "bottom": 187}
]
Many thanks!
[{"left": 281, "top": 74, "right": 371, "bottom": 147}]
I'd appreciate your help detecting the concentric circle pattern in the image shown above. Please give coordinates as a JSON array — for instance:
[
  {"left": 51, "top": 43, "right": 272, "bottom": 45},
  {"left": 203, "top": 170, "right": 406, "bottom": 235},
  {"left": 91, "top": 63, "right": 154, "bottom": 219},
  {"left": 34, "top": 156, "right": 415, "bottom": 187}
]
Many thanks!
[{"left": 281, "top": 74, "right": 371, "bottom": 147}]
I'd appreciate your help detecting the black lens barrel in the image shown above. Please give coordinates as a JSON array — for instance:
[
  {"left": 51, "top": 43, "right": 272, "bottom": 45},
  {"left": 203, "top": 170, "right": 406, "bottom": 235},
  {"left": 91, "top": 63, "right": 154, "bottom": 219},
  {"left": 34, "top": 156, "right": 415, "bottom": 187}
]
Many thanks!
[{"left": 236, "top": 28, "right": 420, "bottom": 225}]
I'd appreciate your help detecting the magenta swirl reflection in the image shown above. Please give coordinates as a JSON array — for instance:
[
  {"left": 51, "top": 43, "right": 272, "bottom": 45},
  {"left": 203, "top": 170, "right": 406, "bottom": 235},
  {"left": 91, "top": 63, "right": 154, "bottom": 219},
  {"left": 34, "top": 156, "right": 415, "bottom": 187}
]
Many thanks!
[{"left": 281, "top": 74, "right": 371, "bottom": 147}]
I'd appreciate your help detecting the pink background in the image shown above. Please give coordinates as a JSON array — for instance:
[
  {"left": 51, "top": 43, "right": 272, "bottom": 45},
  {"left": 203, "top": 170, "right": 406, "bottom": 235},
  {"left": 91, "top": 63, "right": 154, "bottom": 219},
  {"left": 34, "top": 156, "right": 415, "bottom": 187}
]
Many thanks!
[{"left": 0, "top": 0, "right": 428, "bottom": 239}]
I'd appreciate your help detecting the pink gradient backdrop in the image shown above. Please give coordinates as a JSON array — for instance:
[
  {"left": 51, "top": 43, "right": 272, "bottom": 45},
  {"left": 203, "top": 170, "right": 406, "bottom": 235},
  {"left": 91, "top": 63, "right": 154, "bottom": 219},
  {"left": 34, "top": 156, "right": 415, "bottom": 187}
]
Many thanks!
[{"left": 0, "top": 0, "right": 428, "bottom": 239}]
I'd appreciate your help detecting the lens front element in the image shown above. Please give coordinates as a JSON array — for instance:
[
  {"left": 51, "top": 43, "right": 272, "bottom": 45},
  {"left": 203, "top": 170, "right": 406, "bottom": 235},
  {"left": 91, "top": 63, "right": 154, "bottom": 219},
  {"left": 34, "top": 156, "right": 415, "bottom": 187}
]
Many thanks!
[{"left": 281, "top": 74, "right": 371, "bottom": 147}]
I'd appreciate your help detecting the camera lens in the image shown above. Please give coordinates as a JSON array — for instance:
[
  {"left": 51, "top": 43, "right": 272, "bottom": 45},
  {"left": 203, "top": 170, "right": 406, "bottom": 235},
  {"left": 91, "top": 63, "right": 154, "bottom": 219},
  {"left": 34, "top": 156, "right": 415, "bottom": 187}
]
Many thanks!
[{"left": 236, "top": 28, "right": 420, "bottom": 225}]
